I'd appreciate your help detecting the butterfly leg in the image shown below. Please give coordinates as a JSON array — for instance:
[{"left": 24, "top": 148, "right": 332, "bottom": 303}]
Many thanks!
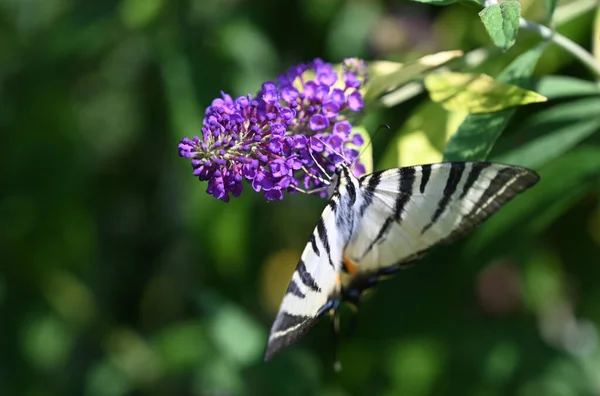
[
  {"left": 315, "top": 299, "right": 342, "bottom": 371},
  {"left": 346, "top": 308, "right": 359, "bottom": 339},
  {"left": 302, "top": 165, "right": 331, "bottom": 184},
  {"left": 331, "top": 300, "right": 342, "bottom": 372},
  {"left": 377, "top": 264, "right": 401, "bottom": 277},
  {"left": 288, "top": 185, "right": 329, "bottom": 196},
  {"left": 376, "top": 257, "right": 421, "bottom": 277}
]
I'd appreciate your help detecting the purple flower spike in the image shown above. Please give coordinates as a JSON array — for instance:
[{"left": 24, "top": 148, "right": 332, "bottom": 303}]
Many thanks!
[{"left": 178, "top": 57, "right": 369, "bottom": 202}]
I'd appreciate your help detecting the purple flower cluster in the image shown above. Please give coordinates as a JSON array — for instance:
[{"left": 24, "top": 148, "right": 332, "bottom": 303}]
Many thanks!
[{"left": 178, "top": 58, "right": 369, "bottom": 202}]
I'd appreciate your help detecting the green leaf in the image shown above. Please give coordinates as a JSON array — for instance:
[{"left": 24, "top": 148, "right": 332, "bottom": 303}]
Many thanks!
[
  {"left": 425, "top": 72, "right": 547, "bottom": 113},
  {"left": 533, "top": 76, "right": 600, "bottom": 99},
  {"left": 443, "top": 45, "right": 545, "bottom": 162},
  {"left": 544, "top": 0, "right": 558, "bottom": 21},
  {"left": 495, "top": 118, "right": 600, "bottom": 169},
  {"left": 492, "top": 96, "right": 600, "bottom": 166},
  {"left": 479, "top": 1, "right": 521, "bottom": 51},
  {"left": 466, "top": 146, "right": 600, "bottom": 254},
  {"left": 513, "top": 97, "right": 600, "bottom": 126},
  {"left": 378, "top": 101, "right": 449, "bottom": 170},
  {"left": 364, "top": 50, "right": 463, "bottom": 102}
]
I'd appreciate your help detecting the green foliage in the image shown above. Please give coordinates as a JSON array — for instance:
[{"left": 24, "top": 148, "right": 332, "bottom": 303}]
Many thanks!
[
  {"left": 2, "top": 0, "right": 600, "bottom": 395},
  {"left": 443, "top": 45, "right": 545, "bottom": 161},
  {"left": 364, "top": 51, "right": 463, "bottom": 102},
  {"left": 424, "top": 71, "right": 547, "bottom": 113},
  {"left": 544, "top": 0, "right": 558, "bottom": 21},
  {"left": 479, "top": 1, "right": 522, "bottom": 51},
  {"left": 533, "top": 75, "right": 600, "bottom": 99},
  {"left": 496, "top": 97, "right": 600, "bottom": 168}
]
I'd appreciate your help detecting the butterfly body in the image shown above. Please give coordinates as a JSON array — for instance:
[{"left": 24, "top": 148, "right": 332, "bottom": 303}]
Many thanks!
[{"left": 264, "top": 161, "right": 539, "bottom": 361}]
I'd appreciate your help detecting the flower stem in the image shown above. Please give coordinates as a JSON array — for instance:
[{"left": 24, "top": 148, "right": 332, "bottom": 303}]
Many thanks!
[{"left": 519, "top": 17, "right": 600, "bottom": 79}]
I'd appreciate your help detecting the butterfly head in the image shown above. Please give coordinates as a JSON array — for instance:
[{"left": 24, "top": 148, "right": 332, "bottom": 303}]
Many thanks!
[{"left": 325, "top": 162, "right": 358, "bottom": 199}]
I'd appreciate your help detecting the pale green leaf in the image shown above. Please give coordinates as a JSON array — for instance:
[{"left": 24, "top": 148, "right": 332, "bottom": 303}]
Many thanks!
[
  {"left": 368, "top": 60, "right": 404, "bottom": 76},
  {"left": 425, "top": 72, "right": 547, "bottom": 113},
  {"left": 364, "top": 50, "right": 463, "bottom": 102},
  {"left": 479, "top": 1, "right": 521, "bottom": 51},
  {"left": 443, "top": 45, "right": 545, "bottom": 161}
]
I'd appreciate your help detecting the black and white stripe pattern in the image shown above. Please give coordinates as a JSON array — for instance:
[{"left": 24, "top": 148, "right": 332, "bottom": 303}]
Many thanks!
[
  {"left": 264, "top": 166, "right": 361, "bottom": 361},
  {"left": 265, "top": 161, "right": 539, "bottom": 361}
]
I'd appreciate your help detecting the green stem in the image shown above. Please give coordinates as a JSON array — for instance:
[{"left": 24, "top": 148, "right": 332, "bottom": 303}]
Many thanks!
[{"left": 519, "top": 17, "right": 600, "bottom": 79}]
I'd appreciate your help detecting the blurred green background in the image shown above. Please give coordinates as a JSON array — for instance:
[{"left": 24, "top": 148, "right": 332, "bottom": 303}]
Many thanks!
[{"left": 2, "top": 0, "right": 600, "bottom": 395}]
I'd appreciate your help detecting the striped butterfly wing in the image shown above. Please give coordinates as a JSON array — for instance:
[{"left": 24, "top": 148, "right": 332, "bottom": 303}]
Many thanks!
[
  {"left": 344, "top": 162, "right": 540, "bottom": 275},
  {"left": 264, "top": 186, "right": 352, "bottom": 361}
]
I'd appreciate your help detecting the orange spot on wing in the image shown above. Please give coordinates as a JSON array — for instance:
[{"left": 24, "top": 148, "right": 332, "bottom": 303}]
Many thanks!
[{"left": 343, "top": 254, "right": 359, "bottom": 274}]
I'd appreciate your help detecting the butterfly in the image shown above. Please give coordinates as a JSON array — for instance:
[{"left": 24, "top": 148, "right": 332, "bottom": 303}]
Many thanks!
[{"left": 264, "top": 160, "right": 540, "bottom": 363}]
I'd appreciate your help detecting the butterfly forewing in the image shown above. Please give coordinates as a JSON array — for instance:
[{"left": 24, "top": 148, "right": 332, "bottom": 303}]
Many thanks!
[{"left": 345, "top": 162, "right": 540, "bottom": 274}]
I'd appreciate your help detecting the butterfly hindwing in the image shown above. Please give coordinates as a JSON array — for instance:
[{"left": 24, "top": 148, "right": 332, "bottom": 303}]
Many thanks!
[
  {"left": 344, "top": 162, "right": 540, "bottom": 276},
  {"left": 264, "top": 169, "right": 360, "bottom": 361}
]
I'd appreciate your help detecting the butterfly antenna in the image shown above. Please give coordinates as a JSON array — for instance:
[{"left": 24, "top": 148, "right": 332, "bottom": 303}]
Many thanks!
[
  {"left": 350, "top": 124, "right": 390, "bottom": 169},
  {"left": 315, "top": 137, "right": 350, "bottom": 165}
]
